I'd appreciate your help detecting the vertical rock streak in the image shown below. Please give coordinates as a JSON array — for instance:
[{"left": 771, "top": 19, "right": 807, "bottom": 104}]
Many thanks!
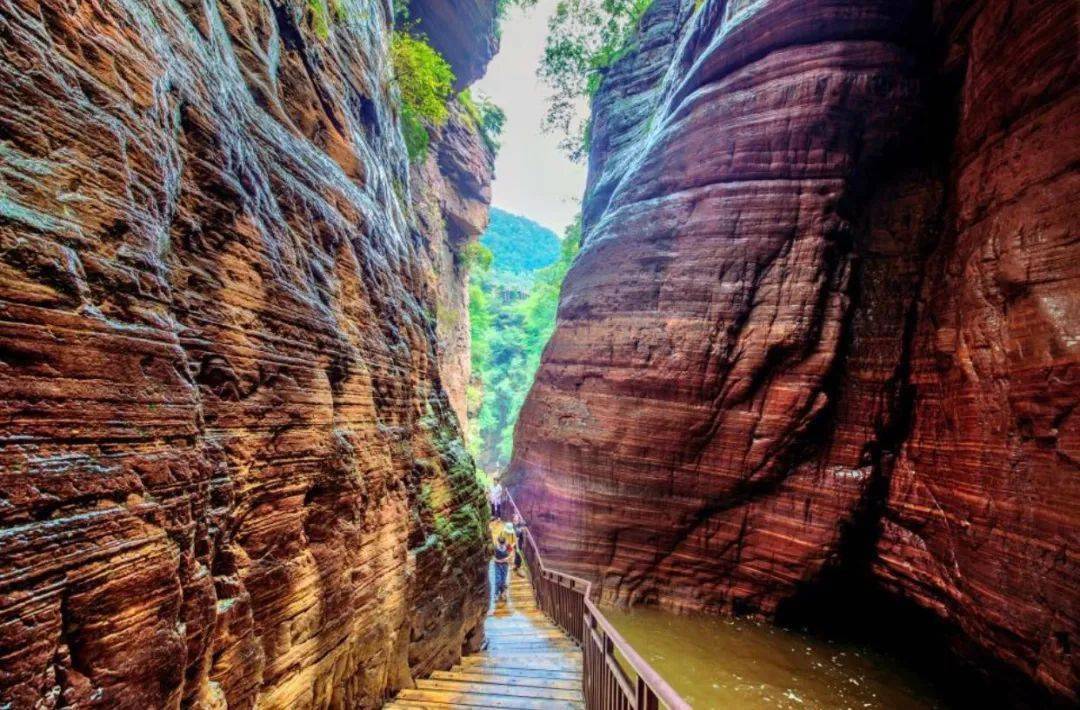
[{"left": 511, "top": 0, "right": 1078, "bottom": 702}]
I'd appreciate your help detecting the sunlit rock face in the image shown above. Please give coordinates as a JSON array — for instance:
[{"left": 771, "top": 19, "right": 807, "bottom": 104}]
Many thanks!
[
  {"left": 510, "top": 0, "right": 1078, "bottom": 702},
  {"left": 0, "top": 0, "right": 495, "bottom": 707}
]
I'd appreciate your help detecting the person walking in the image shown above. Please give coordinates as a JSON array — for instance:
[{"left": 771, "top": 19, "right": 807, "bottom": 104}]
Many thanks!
[
  {"left": 492, "top": 536, "right": 511, "bottom": 603},
  {"left": 489, "top": 479, "right": 504, "bottom": 520},
  {"left": 512, "top": 513, "right": 528, "bottom": 577}
]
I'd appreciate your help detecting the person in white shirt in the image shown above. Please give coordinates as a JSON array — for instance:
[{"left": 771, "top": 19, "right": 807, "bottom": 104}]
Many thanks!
[{"left": 489, "top": 480, "right": 504, "bottom": 520}]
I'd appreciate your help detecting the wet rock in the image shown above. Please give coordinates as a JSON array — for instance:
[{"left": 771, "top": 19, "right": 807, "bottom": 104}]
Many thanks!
[
  {"left": 509, "top": 0, "right": 1078, "bottom": 703},
  {"left": 0, "top": 0, "right": 494, "bottom": 707}
]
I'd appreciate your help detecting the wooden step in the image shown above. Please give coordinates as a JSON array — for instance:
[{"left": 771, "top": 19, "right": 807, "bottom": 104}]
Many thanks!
[
  {"left": 447, "top": 665, "right": 581, "bottom": 681},
  {"left": 484, "top": 644, "right": 579, "bottom": 653},
  {"left": 460, "top": 659, "right": 582, "bottom": 674},
  {"left": 415, "top": 678, "right": 582, "bottom": 702},
  {"left": 431, "top": 670, "right": 581, "bottom": 690},
  {"left": 466, "top": 652, "right": 582, "bottom": 664},
  {"left": 391, "top": 687, "right": 583, "bottom": 709}
]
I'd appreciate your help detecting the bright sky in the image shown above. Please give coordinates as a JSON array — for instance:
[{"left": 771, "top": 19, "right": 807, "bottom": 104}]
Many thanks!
[{"left": 474, "top": 0, "right": 587, "bottom": 236}]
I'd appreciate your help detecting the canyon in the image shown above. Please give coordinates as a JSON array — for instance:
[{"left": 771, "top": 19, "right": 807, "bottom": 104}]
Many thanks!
[
  {"left": 0, "top": 0, "right": 495, "bottom": 707},
  {"left": 0, "top": 0, "right": 1076, "bottom": 707},
  {"left": 510, "top": 0, "right": 1078, "bottom": 705}
]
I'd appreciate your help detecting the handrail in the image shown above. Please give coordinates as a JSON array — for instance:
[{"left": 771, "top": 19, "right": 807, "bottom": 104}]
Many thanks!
[{"left": 504, "top": 493, "right": 690, "bottom": 710}]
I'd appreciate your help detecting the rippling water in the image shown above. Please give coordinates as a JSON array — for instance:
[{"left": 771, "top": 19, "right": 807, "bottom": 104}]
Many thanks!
[{"left": 600, "top": 605, "right": 946, "bottom": 709}]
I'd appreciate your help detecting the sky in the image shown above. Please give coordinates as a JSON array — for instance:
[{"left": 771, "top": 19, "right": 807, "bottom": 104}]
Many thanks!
[{"left": 474, "top": 0, "right": 587, "bottom": 236}]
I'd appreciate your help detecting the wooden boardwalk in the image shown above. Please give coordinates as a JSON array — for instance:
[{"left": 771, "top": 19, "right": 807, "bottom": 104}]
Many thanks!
[{"left": 385, "top": 524, "right": 584, "bottom": 709}]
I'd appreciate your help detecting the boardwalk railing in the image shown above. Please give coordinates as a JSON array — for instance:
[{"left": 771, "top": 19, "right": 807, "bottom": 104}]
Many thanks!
[{"left": 505, "top": 494, "right": 690, "bottom": 710}]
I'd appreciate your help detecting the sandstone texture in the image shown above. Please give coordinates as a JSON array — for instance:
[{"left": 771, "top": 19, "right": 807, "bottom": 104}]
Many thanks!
[
  {"left": 0, "top": 0, "right": 496, "bottom": 707},
  {"left": 412, "top": 102, "right": 495, "bottom": 428},
  {"left": 510, "top": 0, "right": 1078, "bottom": 702}
]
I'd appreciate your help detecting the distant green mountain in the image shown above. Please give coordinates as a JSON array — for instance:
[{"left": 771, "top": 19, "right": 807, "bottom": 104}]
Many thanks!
[{"left": 480, "top": 208, "right": 561, "bottom": 273}]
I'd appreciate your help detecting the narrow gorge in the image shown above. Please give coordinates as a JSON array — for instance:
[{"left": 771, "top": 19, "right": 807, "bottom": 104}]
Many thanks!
[
  {"left": 510, "top": 0, "right": 1078, "bottom": 706},
  {"left": 0, "top": 0, "right": 1075, "bottom": 708}
]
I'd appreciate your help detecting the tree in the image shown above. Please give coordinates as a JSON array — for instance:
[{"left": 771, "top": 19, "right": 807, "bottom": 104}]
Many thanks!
[{"left": 539, "top": 0, "right": 654, "bottom": 160}]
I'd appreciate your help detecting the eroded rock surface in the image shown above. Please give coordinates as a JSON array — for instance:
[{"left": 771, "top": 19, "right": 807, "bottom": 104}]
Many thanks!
[
  {"left": 0, "top": 0, "right": 495, "bottom": 707},
  {"left": 412, "top": 102, "right": 495, "bottom": 428},
  {"left": 510, "top": 0, "right": 1078, "bottom": 702}
]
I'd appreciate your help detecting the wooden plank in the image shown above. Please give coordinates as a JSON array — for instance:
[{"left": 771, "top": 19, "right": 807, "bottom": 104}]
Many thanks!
[
  {"left": 487, "top": 636, "right": 578, "bottom": 645},
  {"left": 462, "top": 658, "right": 581, "bottom": 671},
  {"left": 485, "top": 644, "right": 580, "bottom": 655},
  {"left": 430, "top": 670, "right": 581, "bottom": 690},
  {"left": 394, "top": 688, "right": 583, "bottom": 709},
  {"left": 460, "top": 662, "right": 581, "bottom": 676},
  {"left": 486, "top": 638, "right": 579, "bottom": 647},
  {"left": 447, "top": 665, "right": 581, "bottom": 681},
  {"left": 468, "top": 652, "right": 581, "bottom": 663},
  {"left": 388, "top": 700, "right": 582, "bottom": 710},
  {"left": 485, "top": 631, "right": 568, "bottom": 640},
  {"left": 416, "top": 678, "right": 583, "bottom": 702}
]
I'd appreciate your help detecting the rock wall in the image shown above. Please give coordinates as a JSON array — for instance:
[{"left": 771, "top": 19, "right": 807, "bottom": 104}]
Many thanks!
[
  {"left": 510, "top": 0, "right": 1078, "bottom": 703},
  {"left": 0, "top": 0, "right": 495, "bottom": 707},
  {"left": 403, "top": 0, "right": 500, "bottom": 89},
  {"left": 411, "top": 102, "right": 495, "bottom": 429}
]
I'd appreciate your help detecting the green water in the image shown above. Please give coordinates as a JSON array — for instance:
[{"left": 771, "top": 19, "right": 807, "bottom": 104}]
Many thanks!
[{"left": 600, "top": 605, "right": 946, "bottom": 710}]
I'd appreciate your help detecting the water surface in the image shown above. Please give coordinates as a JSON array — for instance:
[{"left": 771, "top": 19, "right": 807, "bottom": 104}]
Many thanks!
[{"left": 601, "top": 605, "right": 946, "bottom": 710}]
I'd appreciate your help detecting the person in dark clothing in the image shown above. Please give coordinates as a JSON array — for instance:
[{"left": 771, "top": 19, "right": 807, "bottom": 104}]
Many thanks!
[
  {"left": 492, "top": 537, "right": 511, "bottom": 602},
  {"left": 512, "top": 514, "right": 528, "bottom": 576}
]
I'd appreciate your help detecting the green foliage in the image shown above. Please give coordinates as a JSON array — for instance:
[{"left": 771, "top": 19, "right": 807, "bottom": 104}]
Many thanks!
[
  {"left": 391, "top": 32, "right": 455, "bottom": 161},
  {"left": 539, "top": 0, "right": 655, "bottom": 160},
  {"left": 497, "top": 0, "right": 539, "bottom": 17},
  {"left": 309, "top": 0, "right": 331, "bottom": 40},
  {"left": 461, "top": 242, "right": 495, "bottom": 272},
  {"left": 307, "top": 0, "right": 347, "bottom": 40},
  {"left": 459, "top": 89, "right": 508, "bottom": 152},
  {"left": 495, "top": 0, "right": 540, "bottom": 38},
  {"left": 399, "top": 106, "right": 429, "bottom": 161},
  {"left": 468, "top": 214, "right": 581, "bottom": 473},
  {"left": 392, "top": 32, "right": 455, "bottom": 124},
  {"left": 469, "top": 279, "right": 493, "bottom": 372}
]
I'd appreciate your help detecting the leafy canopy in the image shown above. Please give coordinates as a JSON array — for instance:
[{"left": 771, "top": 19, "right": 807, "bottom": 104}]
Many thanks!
[
  {"left": 391, "top": 32, "right": 455, "bottom": 126},
  {"left": 539, "top": 0, "right": 654, "bottom": 160},
  {"left": 390, "top": 32, "right": 455, "bottom": 161}
]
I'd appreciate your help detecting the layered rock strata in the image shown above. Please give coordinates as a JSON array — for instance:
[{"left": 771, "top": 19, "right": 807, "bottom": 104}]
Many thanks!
[
  {"left": 0, "top": 0, "right": 495, "bottom": 707},
  {"left": 510, "top": 0, "right": 1078, "bottom": 702},
  {"left": 412, "top": 102, "right": 495, "bottom": 428}
]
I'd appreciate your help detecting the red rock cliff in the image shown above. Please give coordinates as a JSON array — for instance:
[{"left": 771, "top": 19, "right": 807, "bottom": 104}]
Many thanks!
[
  {"left": 0, "top": 0, "right": 496, "bottom": 707},
  {"left": 510, "top": 0, "right": 1078, "bottom": 703},
  {"left": 412, "top": 102, "right": 495, "bottom": 429}
]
